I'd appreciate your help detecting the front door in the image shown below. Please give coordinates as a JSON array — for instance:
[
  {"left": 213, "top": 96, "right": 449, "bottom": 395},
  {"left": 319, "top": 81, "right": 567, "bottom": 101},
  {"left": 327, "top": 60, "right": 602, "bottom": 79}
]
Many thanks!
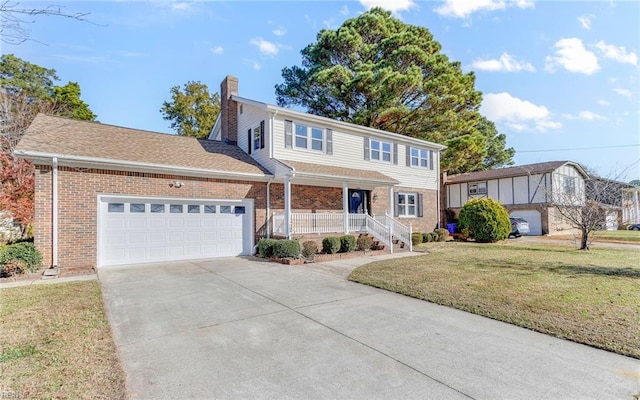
[{"left": 348, "top": 190, "right": 370, "bottom": 215}]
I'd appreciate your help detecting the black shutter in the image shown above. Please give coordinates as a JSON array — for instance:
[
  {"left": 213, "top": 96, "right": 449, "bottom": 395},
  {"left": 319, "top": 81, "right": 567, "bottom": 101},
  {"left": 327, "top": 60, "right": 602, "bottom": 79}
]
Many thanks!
[
  {"left": 364, "top": 137, "right": 370, "bottom": 160},
  {"left": 429, "top": 150, "right": 434, "bottom": 170},
  {"left": 394, "top": 192, "right": 400, "bottom": 217},
  {"left": 260, "top": 120, "right": 265, "bottom": 149},
  {"left": 326, "top": 129, "right": 333, "bottom": 155},
  {"left": 417, "top": 193, "right": 423, "bottom": 217},
  {"left": 393, "top": 143, "right": 398, "bottom": 165},
  {"left": 406, "top": 145, "right": 411, "bottom": 167},
  {"left": 285, "top": 120, "right": 293, "bottom": 148},
  {"left": 247, "top": 129, "right": 252, "bottom": 155}
]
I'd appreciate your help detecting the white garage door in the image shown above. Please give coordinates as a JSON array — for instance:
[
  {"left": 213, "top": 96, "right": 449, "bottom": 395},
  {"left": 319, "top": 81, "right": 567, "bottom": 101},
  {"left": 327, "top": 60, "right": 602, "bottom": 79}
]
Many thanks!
[
  {"left": 510, "top": 210, "right": 542, "bottom": 236},
  {"left": 98, "top": 196, "right": 253, "bottom": 267}
]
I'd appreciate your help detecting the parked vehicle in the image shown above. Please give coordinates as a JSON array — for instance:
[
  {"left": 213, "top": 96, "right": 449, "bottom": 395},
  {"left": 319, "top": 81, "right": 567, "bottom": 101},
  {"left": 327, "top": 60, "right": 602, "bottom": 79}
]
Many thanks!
[
  {"left": 627, "top": 223, "right": 640, "bottom": 231},
  {"left": 509, "top": 217, "right": 530, "bottom": 238}
]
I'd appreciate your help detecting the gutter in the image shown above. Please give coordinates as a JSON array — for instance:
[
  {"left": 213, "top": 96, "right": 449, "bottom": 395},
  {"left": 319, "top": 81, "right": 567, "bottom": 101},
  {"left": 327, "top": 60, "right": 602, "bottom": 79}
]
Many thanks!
[{"left": 14, "top": 150, "right": 274, "bottom": 182}]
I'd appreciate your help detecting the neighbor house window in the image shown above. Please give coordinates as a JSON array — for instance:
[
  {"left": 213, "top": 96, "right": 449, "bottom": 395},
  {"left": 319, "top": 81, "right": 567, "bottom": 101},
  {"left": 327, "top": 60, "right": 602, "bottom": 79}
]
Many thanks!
[
  {"left": 397, "top": 193, "right": 416, "bottom": 217},
  {"left": 370, "top": 139, "right": 391, "bottom": 162},
  {"left": 564, "top": 177, "right": 576, "bottom": 195},
  {"left": 411, "top": 148, "right": 428, "bottom": 168},
  {"left": 469, "top": 182, "right": 487, "bottom": 195}
]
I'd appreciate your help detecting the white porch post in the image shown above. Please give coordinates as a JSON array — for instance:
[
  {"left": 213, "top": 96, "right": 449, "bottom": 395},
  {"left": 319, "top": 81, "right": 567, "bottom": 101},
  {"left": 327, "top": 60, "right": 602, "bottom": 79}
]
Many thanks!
[
  {"left": 388, "top": 186, "right": 394, "bottom": 216},
  {"left": 52, "top": 157, "right": 58, "bottom": 268},
  {"left": 343, "top": 182, "right": 349, "bottom": 234},
  {"left": 284, "top": 175, "right": 292, "bottom": 239}
]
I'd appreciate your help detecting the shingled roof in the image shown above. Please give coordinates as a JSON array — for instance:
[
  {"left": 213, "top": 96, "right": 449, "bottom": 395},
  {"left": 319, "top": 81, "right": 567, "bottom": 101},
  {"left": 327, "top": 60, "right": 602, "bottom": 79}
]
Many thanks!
[
  {"left": 15, "top": 114, "right": 272, "bottom": 178},
  {"left": 446, "top": 161, "right": 588, "bottom": 184},
  {"left": 279, "top": 159, "right": 398, "bottom": 184}
]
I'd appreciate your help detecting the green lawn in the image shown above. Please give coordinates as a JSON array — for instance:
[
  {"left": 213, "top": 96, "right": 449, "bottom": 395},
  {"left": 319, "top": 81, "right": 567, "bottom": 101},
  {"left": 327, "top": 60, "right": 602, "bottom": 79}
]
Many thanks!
[
  {"left": 591, "top": 229, "right": 640, "bottom": 243},
  {"left": 0, "top": 281, "right": 127, "bottom": 399},
  {"left": 349, "top": 241, "right": 640, "bottom": 359}
]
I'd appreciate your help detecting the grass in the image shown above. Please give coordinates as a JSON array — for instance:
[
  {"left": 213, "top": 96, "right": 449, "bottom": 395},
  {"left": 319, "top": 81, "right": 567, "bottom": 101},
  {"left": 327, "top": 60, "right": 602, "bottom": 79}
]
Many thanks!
[
  {"left": 0, "top": 281, "right": 127, "bottom": 399},
  {"left": 591, "top": 229, "right": 640, "bottom": 243},
  {"left": 349, "top": 241, "right": 640, "bottom": 359}
]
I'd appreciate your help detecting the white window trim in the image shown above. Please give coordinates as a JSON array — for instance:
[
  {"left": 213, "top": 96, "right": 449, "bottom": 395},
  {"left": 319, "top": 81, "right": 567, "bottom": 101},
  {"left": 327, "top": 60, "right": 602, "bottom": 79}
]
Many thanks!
[
  {"left": 410, "top": 148, "right": 429, "bottom": 168},
  {"left": 294, "top": 123, "right": 325, "bottom": 153},
  {"left": 370, "top": 139, "right": 392, "bottom": 163},
  {"left": 397, "top": 192, "right": 417, "bottom": 217},
  {"left": 469, "top": 182, "right": 487, "bottom": 195}
]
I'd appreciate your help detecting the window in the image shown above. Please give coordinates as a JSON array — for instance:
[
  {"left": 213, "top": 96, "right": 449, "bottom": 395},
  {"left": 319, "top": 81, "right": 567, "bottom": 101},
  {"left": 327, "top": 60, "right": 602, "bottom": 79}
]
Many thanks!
[
  {"left": 130, "top": 203, "right": 145, "bottom": 213},
  {"left": 170, "top": 204, "right": 183, "bottom": 213},
  {"left": 151, "top": 204, "right": 165, "bottom": 213},
  {"left": 564, "top": 177, "right": 576, "bottom": 195},
  {"left": 397, "top": 193, "right": 416, "bottom": 217},
  {"left": 108, "top": 203, "right": 124, "bottom": 213},
  {"left": 411, "top": 148, "right": 428, "bottom": 168},
  {"left": 188, "top": 205, "right": 200, "bottom": 214},
  {"left": 295, "top": 124, "right": 308, "bottom": 149},
  {"left": 370, "top": 139, "right": 391, "bottom": 162},
  {"left": 469, "top": 182, "right": 487, "bottom": 195},
  {"left": 295, "top": 124, "right": 324, "bottom": 152},
  {"left": 253, "top": 125, "right": 261, "bottom": 150},
  {"left": 234, "top": 206, "right": 246, "bottom": 214},
  {"left": 204, "top": 205, "right": 216, "bottom": 214},
  {"left": 220, "top": 205, "right": 232, "bottom": 214}
]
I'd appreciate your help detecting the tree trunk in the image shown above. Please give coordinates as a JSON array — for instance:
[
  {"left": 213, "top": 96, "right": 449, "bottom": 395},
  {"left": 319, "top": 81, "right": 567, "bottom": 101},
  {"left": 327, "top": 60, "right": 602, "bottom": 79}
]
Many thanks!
[{"left": 580, "top": 229, "right": 589, "bottom": 250}]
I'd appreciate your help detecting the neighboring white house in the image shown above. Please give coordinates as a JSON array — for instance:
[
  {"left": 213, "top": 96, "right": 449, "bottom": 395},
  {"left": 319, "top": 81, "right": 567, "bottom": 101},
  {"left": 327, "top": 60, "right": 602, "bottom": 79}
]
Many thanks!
[{"left": 444, "top": 161, "right": 589, "bottom": 235}]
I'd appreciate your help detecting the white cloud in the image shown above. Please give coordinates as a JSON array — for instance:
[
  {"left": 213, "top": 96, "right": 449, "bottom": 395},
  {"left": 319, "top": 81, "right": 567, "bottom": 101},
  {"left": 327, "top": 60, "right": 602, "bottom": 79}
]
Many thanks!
[
  {"left": 614, "top": 88, "right": 633, "bottom": 97},
  {"left": 594, "top": 41, "right": 638, "bottom": 66},
  {"left": 210, "top": 45, "right": 223, "bottom": 55},
  {"left": 250, "top": 37, "right": 280, "bottom": 57},
  {"left": 544, "top": 38, "right": 599, "bottom": 75},
  {"left": 471, "top": 52, "right": 535, "bottom": 72},
  {"left": 597, "top": 99, "right": 610, "bottom": 106},
  {"left": 563, "top": 110, "right": 607, "bottom": 121},
  {"left": 272, "top": 27, "right": 287, "bottom": 36},
  {"left": 578, "top": 15, "right": 593, "bottom": 30},
  {"left": 434, "top": 0, "right": 533, "bottom": 19},
  {"left": 359, "top": 0, "right": 416, "bottom": 13},
  {"left": 481, "top": 92, "right": 561, "bottom": 132},
  {"left": 171, "top": 2, "right": 191, "bottom": 11}
]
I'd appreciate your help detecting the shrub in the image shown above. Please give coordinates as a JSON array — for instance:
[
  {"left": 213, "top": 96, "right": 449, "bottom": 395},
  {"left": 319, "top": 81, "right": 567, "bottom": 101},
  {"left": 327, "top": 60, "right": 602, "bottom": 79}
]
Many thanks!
[
  {"left": 422, "top": 232, "right": 432, "bottom": 243},
  {"left": 357, "top": 235, "right": 374, "bottom": 251},
  {"left": 458, "top": 198, "right": 511, "bottom": 243},
  {"left": 257, "top": 238, "right": 277, "bottom": 257},
  {"left": 0, "top": 242, "right": 42, "bottom": 275},
  {"left": 339, "top": 235, "right": 357, "bottom": 253},
  {"left": 322, "top": 237, "right": 341, "bottom": 254},
  {"left": 302, "top": 241, "right": 318, "bottom": 258},
  {"left": 434, "top": 228, "right": 450, "bottom": 242},
  {"left": 273, "top": 240, "right": 301, "bottom": 258},
  {"left": 411, "top": 232, "right": 423, "bottom": 246},
  {"left": 430, "top": 232, "right": 439, "bottom": 242}
]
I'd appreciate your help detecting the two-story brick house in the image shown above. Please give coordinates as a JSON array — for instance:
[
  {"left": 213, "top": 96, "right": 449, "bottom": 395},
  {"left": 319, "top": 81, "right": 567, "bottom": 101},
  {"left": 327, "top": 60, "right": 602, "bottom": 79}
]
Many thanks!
[{"left": 15, "top": 76, "right": 445, "bottom": 271}]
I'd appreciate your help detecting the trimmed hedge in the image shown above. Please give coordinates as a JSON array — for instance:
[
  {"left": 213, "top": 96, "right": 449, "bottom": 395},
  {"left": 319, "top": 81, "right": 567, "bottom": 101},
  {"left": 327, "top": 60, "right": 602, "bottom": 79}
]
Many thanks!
[
  {"left": 434, "top": 228, "right": 449, "bottom": 242},
  {"left": 411, "top": 232, "right": 423, "bottom": 246},
  {"left": 273, "top": 240, "right": 301, "bottom": 258},
  {"left": 257, "top": 238, "right": 278, "bottom": 257},
  {"left": 302, "top": 241, "right": 318, "bottom": 258},
  {"left": 357, "top": 235, "right": 374, "bottom": 251},
  {"left": 322, "top": 237, "right": 341, "bottom": 254},
  {"left": 458, "top": 198, "right": 511, "bottom": 242},
  {"left": 0, "top": 242, "right": 42, "bottom": 276},
  {"left": 339, "top": 235, "right": 357, "bottom": 253}
]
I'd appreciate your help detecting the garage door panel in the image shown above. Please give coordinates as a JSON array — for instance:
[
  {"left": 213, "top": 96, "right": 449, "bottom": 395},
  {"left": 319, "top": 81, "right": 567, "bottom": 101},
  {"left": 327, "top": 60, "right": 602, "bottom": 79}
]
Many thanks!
[
  {"left": 100, "top": 198, "right": 251, "bottom": 267},
  {"left": 510, "top": 210, "right": 542, "bottom": 235}
]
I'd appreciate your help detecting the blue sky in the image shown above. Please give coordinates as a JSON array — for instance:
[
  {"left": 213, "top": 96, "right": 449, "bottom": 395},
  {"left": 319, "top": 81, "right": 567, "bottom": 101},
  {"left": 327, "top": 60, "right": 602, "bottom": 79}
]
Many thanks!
[{"left": 5, "top": 0, "right": 640, "bottom": 180}]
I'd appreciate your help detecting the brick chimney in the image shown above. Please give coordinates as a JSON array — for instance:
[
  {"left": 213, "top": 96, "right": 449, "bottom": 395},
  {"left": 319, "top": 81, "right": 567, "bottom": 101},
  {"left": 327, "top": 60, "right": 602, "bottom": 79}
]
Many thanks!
[{"left": 220, "top": 75, "right": 238, "bottom": 144}]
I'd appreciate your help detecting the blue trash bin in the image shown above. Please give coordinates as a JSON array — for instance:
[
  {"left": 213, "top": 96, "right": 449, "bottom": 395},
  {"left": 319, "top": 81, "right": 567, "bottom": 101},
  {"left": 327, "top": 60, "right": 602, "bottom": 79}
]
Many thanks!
[{"left": 446, "top": 223, "right": 457, "bottom": 234}]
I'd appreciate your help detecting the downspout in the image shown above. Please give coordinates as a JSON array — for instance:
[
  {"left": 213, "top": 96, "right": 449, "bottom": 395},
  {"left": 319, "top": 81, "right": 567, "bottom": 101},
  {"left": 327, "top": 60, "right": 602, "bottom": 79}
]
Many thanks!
[
  {"left": 52, "top": 157, "right": 58, "bottom": 268},
  {"left": 266, "top": 178, "right": 273, "bottom": 238}
]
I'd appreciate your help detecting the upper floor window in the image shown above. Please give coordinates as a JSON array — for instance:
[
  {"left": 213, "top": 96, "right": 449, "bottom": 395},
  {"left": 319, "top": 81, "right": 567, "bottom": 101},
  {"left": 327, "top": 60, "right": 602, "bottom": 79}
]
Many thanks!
[
  {"left": 247, "top": 120, "right": 265, "bottom": 155},
  {"left": 469, "top": 182, "right": 487, "bottom": 195},
  {"left": 285, "top": 120, "right": 333, "bottom": 155},
  {"left": 370, "top": 139, "right": 392, "bottom": 162},
  {"left": 253, "top": 125, "right": 262, "bottom": 150},
  {"left": 563, "top": 177, "right": 576, "bottom": 195},
  {"left": 411, "top": 148, "right": 428, "bottom": 168}
]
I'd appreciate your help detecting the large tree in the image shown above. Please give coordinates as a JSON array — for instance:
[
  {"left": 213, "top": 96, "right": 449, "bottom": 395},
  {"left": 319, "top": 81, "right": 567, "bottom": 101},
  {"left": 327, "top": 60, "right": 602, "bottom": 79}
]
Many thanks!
[
  {"left": 275, "top": 7, "right": 514, "bottom": 173},
  {"left": 160, "top": 81, "right": 220, "bottom": 139},
  {"left": 1, "top": 54, "right": 95, "bottom": 236}
]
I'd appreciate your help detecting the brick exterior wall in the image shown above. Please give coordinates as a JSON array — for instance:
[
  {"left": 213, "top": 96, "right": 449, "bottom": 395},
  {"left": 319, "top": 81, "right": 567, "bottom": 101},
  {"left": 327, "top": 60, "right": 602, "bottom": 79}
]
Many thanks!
[{"left": 34, "top": 165, "right": 266, "bottom": 271}]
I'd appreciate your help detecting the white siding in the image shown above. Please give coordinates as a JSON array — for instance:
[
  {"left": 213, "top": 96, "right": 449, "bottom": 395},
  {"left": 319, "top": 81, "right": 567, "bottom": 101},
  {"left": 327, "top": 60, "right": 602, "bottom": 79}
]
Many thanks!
[
  {"left": 498, "top": 178, "right": 514, "bottom": 205},
  {"left": 551, "top": 165, "right": 585, "bottom": 205},
  {"left": 448, "top": 184, "right": 462, "bottom": 208},
  {"left": 487, "top": 180, "right": 499, "bottom": 200},
  {"left": 237, "top": 104, "right": 278, "bottom": 174},
  {"left": 513, "top": 176, "right": 529, "bottom": 204},
  {"left": 271, "top": 115, "right": 440, "bottom": 190}
]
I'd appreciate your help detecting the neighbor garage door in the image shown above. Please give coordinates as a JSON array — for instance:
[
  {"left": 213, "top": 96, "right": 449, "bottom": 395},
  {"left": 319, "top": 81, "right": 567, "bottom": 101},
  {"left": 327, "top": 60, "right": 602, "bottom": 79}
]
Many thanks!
[
  {"left": 98, "top": 196, "right": 253, "bottom": 267},
  {"left": 509, "top": 210, "right": 542, "bottom": 236}
]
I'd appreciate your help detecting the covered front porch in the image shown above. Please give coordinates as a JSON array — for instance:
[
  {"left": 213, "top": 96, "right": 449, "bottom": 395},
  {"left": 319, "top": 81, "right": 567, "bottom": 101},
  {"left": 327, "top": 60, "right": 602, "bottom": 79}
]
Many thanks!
[{"left": 267, "top": 160, "right": 413, "bottom": 252}]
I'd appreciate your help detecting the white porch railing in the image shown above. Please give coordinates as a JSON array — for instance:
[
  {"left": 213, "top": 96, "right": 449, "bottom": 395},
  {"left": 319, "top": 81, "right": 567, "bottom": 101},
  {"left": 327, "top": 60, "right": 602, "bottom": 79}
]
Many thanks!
[{"left": 272, "top": 212, "right": 412, "bottom": 252}]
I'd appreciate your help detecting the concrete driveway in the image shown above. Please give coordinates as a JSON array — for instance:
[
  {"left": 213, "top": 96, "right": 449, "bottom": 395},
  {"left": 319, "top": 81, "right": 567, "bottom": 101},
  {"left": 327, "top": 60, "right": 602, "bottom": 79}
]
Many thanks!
[{"left": 99, "top": 256, "right": 639, "bottom": 399}]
